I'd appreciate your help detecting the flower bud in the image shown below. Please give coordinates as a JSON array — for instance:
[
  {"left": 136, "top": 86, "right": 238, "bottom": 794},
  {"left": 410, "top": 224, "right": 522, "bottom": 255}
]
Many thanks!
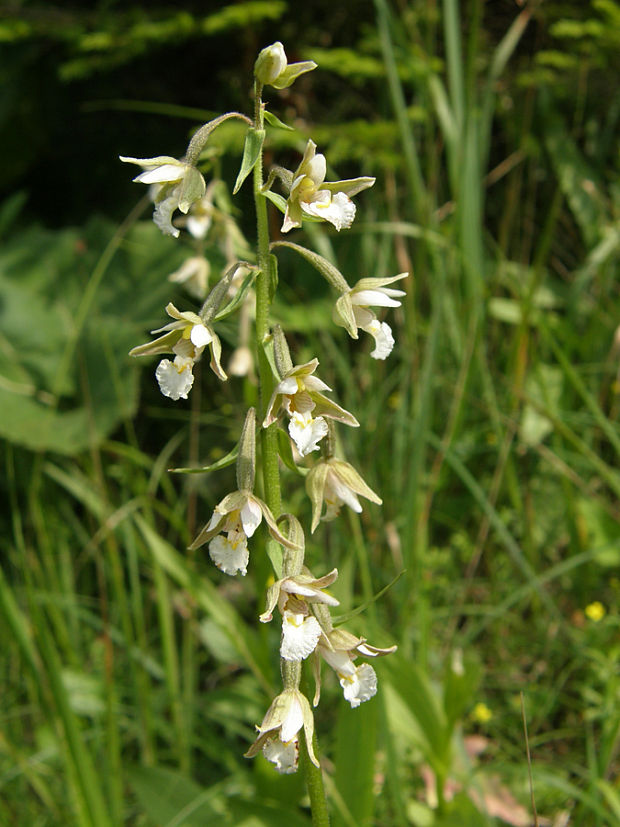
[
  {"left": 254, "top": 42, "right": 317, "bottom": 90},
  {"left": 255, "top": 42, "right": 287, "bottom": 85}
]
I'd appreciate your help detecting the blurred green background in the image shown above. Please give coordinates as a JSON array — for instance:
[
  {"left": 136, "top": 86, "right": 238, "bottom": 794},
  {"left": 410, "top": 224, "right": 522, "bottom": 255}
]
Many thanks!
[{"left": 1, "top": 1, "right": 619, "bottom": 825}]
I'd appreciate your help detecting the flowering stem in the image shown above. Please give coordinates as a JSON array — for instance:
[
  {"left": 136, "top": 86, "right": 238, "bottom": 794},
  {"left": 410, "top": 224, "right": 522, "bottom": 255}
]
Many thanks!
[
  {"left": 252, "top": 84, "right": 330, "bottom": 825},
  {"left": 253, "top": 86, "right": 283, "bottom": 578},
  {"left": 299, "top": 730, "right": 330, "bottom": 827}
]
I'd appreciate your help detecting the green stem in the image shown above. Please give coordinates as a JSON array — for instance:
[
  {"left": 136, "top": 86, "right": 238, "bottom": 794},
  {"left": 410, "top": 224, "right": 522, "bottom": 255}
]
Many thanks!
[
  {"left": 252, "top": 83, "right": 330, "bottom": 825},
  {"left": 253, "top": 85, "right": 283, "bottom": 578}
]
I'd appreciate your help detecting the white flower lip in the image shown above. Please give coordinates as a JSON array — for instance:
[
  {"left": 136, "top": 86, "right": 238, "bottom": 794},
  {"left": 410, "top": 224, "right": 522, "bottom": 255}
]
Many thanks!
[
  {"left": 280, "top": 613, "right": 321, "bottom": 661},
  {"left": 155, "top": 358, "right": 194, "bottom": 400},
  {"left": 288, "top": 411, "right": 329, "bottom": 456},
  {"left": 208, "top": 532, "right": 249, "bottom": 576}
]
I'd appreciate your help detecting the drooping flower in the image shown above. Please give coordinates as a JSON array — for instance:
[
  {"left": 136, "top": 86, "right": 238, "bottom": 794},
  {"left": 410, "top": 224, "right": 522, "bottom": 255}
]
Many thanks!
[
  {"left": 264, "top": 359, "right": 358, "bottom": 456},
  {"left": 167, "top": 256, "right": 210, "bottom": 300},
  {"left": 120, "top": 156, "right": 206, "bottom": 237},
  {"left": 189, "top": 489, "right": 298, "bottom": 576},
  {"left": 129, "top": 302, "right": 226, "bottom": 399},
  {"left": 281, "top": 140, "right": 375, "bottom": 233},
  {"left": 334, "top": 273, "right": 408, "bottom": 360},
  {"left": 313, "top": 627, "right": 396, "bottom": 708},
  {"left": 245, "top": 688, "right": 319, "bottom": 772},
  {"left": 254, "top": 42, "right": 317, "bottom": 89},
  {"left": 260, "top": 569, "right": 339, "bottom": 661},
  {"left": 306, "top": 458, "right": 382, "bottom": 532}
]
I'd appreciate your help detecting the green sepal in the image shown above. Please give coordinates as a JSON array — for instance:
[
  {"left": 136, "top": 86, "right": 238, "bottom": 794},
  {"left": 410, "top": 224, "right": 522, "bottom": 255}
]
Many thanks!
[
  {"left": 277, "top": 427, "right": 308, "bottom": 476},
  {"left": 169, "top": 444, "right": 238, "bottom": 474},
  {"left": 236, "top": 408, "right": 256, "bottom": 492},
  {"left": 328, "top": 459, "right": 382, "bottom": 504},
  {"left": 271, "top": 61, "right": 318, "bottom": 89},
  {"left": 129, "top": 329, "right": 181, "bottom": 358},
  {"left": 178, "top": 165, "right": 206, "bottom": 213},
  {"left": 271, "top": 240, "right": 350, "bottom": 293},
  {"left": 263, "top": 109, "right": 294, "bottom": 131},
  {"left": 306, "top": 461, "right": 330, "bottom": 532},
  {"left": 233, "top": 128, "right": 265, "bottom": 194},
  {"left": 263, "top": 190, "right": 287, "bottom": 214},
  {"left": 322, "top": 176, "right": 375, "bottom": 198},
  {"left": 334, "top": 292, "right": 359, "bottom": 339}
]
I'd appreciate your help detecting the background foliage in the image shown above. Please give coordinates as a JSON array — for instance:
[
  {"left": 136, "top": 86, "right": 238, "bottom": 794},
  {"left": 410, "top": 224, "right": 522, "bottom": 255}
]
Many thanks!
[{"left": 1, "top": 0, "right": 619, "bottom": 825}]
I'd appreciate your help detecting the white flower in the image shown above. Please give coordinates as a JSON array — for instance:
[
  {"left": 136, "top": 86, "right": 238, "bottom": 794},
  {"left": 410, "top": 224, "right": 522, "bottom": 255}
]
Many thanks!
[
  {"left": 120, "top": 155, "right": 206, "bottom": 237},
  {"left": 334, "top": 273, "right": 407, "bottom": 360},
  {"left": 208, "top": 531, "right": 249, "bottom": 576},
  {"left": 282, "top": 140, "right": 374, "bottom": 233},
  {"left": 264, "top": 359, "right": 358, "bottom": 455},
  {"left": 322, "top": 649, "right": 378, "bottom": 708},
  {"left": 262, "top": 737, "right": 298, "bottom": 774},
  {"left": 189, "top": 489, "right": 298, "bottom": 572},
  {"left": 305, "top": 458, "right": 382, "bottom": 532},
  {"left": 281, "top": 611, "right": 322, "bottom": 661},
  {"left": 168, "top": 256, "right": 210, "bottom": 299},
  {"left": 313, "top": 627, "right": 396, "bottom": 707},
  {"left": 288, "top": 410, "right": 329, "bottom": 456},
  {"left": 255, "top": 42, "right": 317, "bottom": 89},
  {"left": 185, "top": 193, "right": 214, "bottom": 239},
  {"left": 260, "top": 569, "right": 338, "bottom": 662},
  {"left": 359, "top": 317, "right": 395, "bottom": 360},
  {"left": 245, "top": 688, "right": 319, "bottom": 771},
  {"left": 129, "top": 302, "right": 227, "bottom": 386},
  {"left": 155, "top": 355, "right": 195, "bottom": 400}
]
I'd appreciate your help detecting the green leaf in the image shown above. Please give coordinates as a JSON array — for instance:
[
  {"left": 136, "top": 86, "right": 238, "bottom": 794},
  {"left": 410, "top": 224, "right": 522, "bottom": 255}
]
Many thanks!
[
  {"left": 333, "top": 698, "right": 377, "bottom": 827},
  {"left": 214, "top": 267, "right": 257, "bottom": 321},
  {"left": 128, "top": 765, "right": 224, "bottom": 826},
  {"left": 169, "top": 444, "right": 239, "bottom": 474},
  {"left": 233, "top": 128, "right": 265, "bottom": 194},
  {"left": 263, "top": 109, "right": 294, "bottom": 131},
  {"left": 383, "top": 655, "right": 450, "bottom": 771}
]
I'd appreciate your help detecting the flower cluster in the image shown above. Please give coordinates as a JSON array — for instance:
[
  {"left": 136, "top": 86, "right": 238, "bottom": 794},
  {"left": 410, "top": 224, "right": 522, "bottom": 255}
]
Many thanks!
[{"left": 122, "top": 42, "right": 404, "bottom": 784}]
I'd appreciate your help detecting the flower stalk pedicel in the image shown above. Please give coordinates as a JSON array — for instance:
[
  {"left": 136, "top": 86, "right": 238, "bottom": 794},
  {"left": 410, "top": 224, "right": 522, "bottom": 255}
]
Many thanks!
[{"left": 122, "top": 41, "right": 406, "bottom": 823}]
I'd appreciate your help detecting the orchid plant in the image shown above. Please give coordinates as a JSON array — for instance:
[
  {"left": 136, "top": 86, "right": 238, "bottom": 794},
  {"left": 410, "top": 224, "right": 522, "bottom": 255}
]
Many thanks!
[{"left": 122, "top": 41, "right": 406, "bottom": 823}]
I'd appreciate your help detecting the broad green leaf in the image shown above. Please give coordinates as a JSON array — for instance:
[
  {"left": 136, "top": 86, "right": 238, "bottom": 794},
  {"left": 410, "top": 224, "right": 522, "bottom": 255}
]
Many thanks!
[
  {"left": 128, "top": 765, "right": 224, "bottom": 826},
  {"left": 383, "top": 655, "right": 449, "bottom": 771},
  {"left": 332, "top": 698, "right": 377, "bottom": 827}
]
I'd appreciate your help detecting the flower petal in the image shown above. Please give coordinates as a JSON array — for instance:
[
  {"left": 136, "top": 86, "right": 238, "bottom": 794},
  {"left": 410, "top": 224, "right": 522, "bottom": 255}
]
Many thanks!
[
  {"left": 190, "top": 323, "right": 213, "bottom": 348},
  {"left": 341, "top": 663, "right": 377, "bottom": 708},
  {"left": 351, "top": 288, "right": 404, "bottom": 308},
  {"left": 153, "top": 193, "right": 180, "bottom": 238},
  {"left": 281, "top": 613, "right": 321, "bottom": 661},
  {"left": 288, "top": 412, "right": 328, "bottom": 456},
  {"left": 208, "top": 532, "right": 249, "bottom": 576},
  {"left": 133, "top": 164, "right": 186, "bottom": 184},
  {"left": 155, "top": 358, "right": 194, "bottom": 400},
  {"left": 240, "top": 497, "right": 263, "bottom": 538},
  {"left": 301, "top": 191, "right": 356, "bottom": 232},
  {"left": 363, "top": 320, "right": 394, "bottom": 360},
  {"left": 263, "top": 736, "right": 298, "bottom": 774}
]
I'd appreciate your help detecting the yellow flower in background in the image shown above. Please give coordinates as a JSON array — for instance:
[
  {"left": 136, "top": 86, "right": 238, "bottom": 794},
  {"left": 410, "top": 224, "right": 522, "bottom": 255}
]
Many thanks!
[
  {"left": 585, "top": 601, "right": 606, "bottom": 622},
  {"left": 471, "top": 702, "right": 493, "bottom": 724}
]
